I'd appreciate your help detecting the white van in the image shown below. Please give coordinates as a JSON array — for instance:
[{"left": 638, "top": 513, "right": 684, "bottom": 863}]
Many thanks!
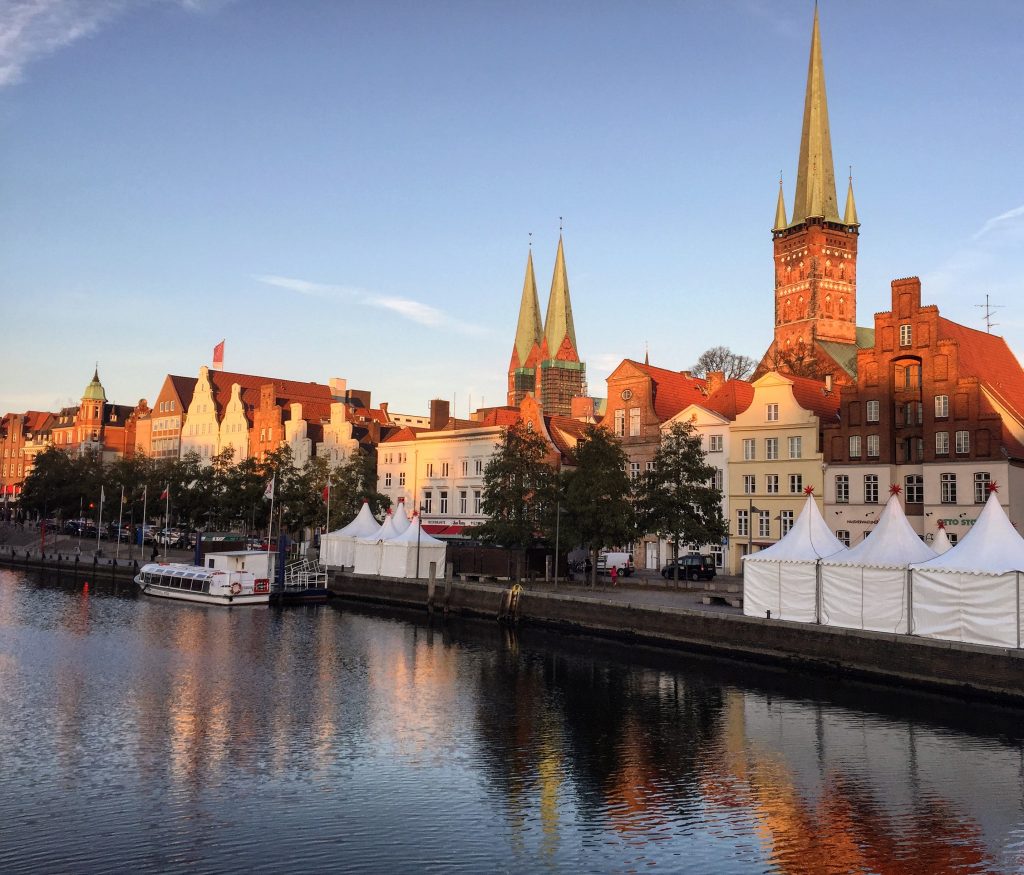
[{"left": 597, "top": 551, "right": 634, "bottom": 577}]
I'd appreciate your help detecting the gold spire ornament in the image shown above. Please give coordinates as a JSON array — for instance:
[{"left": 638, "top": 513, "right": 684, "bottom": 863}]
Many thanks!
[
  {"left": 844, "top": 168, "right": 859, "bottom": 226},
  {"left": 791, "top": 5, "right": 840, "bottom": 224},
  {"left": 773, "top": 174, "right": 788, "bottom": 231}
]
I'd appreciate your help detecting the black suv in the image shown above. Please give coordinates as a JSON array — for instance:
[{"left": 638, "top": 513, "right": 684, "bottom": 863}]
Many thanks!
[{"left": 661, "top": 555, "right": 716, "bottom": 581}]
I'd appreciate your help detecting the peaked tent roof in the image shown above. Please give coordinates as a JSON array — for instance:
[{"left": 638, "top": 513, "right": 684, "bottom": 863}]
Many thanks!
[
  {"left": 392, "top": 499, "right": 410, "bottom": 533},
  {"left": 912, "top": 492, "right": 1024, "bottom": 574},
  {"left": 822, "top": 492, "right": 935, "bottom": 567},
  {"left": 745, "top": 494, "right": 846, "bottom": 563},
  {"left": 333, "top": 501, "right": 382, "bottom": 539},
  {"left": 387, "top": 515, "right": 446, "bottom": 547},
  {"left": 932, "top": 525, "right": 952, "bottom": 555}
]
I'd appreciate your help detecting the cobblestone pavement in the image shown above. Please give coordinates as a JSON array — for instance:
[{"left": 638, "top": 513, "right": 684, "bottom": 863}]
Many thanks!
[{"left": 522, "top": 573, "right": 744, "bottom": 615}]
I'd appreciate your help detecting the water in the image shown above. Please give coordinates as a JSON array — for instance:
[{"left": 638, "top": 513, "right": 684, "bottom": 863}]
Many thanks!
[{"left": 1, "top": 568, "right": 1023, "bottom": 874}]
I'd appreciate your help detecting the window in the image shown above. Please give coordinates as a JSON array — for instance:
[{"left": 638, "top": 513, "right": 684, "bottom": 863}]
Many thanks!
[
  {"left": 935, "top": 431, "right": 949, "bottom": 455},
  {"left": 459, "top": 491, "right": 467, "bottom": 514},
  {"left": 780, "top": 510, "right": 794, "bottom": 536},
  {"left": 766, "top": 474, "right": 779, "bottom": 494},
  {"left": 899, "top": 324, "right": 912, "bottom": 346},
  {"left": 905, "top": 475, "right": 923, "bottom": 503},
  {"left": 630, "top": 462, "right": 641, "bottom": 480},
  {"left": 743, "top": 439, "right": 756, "bottom": 460},
  {"left": 629, "top": 409, "right": 641, "bottom": 437},
  {"left": 788, "top": 436, "right": 802, "bottom": 459},
  {"left": 866, "top": 400, "right": 879, "bottom": 423},
  {"left": 904, "top": 401, "right": 923, "bottom": 425},
  {"left": 439, "top": 490, "right": 448, "bottom": 514},
  {"left": 422, "top": 491, "right": 432, "bottom": 514},
  {"left": 712, "top": 468, "right": 723, "bottom": 491},
  {"left": 789, "top": 474, "right": 803, "bottom": 494},
  {"left": 765, "top": 438, "right": 779, "bottom": 460},
  {"left": 758, "top": 511, "right": 770, "bottom": 538},
  {"left": 426, "top": 463, "right": 434, "bottom": 477},
  {"left": 442, "top": 462, "right": 449, "bottom": 477},
  {"left": 708, "top": 434, "right": 723, "bottom": 453},
  {"left": 645, "top": 461, "right": 655, "bottom": 472},
  {"left": 475, "top": 459, "right": 484, "bottom": 475},
  {"left": 737, "top": 509, "right": 749, "bottom": 537},
  {"left": 835, "top": 475, "right": 849, "bottom": 504},
  {"left": 384, "top": 472, "right": 392, "bottom": 487},
  {"left": 710, "top": 545, "right": 723, "bottom": 568},
  {"left": 864, "top": 475, "right": 879, "bottom": 504},
  {"left": 399, "top": 472, "right": 406, "bottom": 487},
  {"left": 614, "top": 409, "right": 625, "bottom": 436},
  {"left": 766, "top": 403, "right": 779, "bottom": 422},
  {"left": 473, "top": 490, "right": 482, "bottom": 514},
  {"left": 866, "top": 434, "right": 879, "bottom": 458},
  {"left": 955, "top": 430, "right": 970, "bottom": 454},
  {"left": 461, "top": 460, "right": 468, "bottom": 476},
  {"left": 849, "top": 435, "right": 861, "bottom": 458},
  {"left": 948, "top": 533, "right": 958, "bottom": 546},
  {"left": 743, "top": 475, "right": 756, "bottom": 494},
  {"left": 935, "top": 395, "right": 949, "bottom": 418},
  {"left": 836, "top": 530, "right": 851, "bottom": 547},
  {"left": 974, "top": 472, "right": 991, "bottom": 504},
  {"left": 940, "top": 473, "right": 957, "bottom": 504}
]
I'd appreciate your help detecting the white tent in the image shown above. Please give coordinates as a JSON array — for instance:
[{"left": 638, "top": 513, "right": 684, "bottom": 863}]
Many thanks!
[
  {"left": 352, "top": 511, "right": 400, "bottom": 576},
  {"left": 379, "top": 516, "right": 447, "bottom": 579},
  {"left": 392, "top": 498, "right": 411, "bottom": 534},
  {"left": 931, "top": 525, "right": 952, "bottom": 555},
  {"left": 320, "top": 501, "right": 382, "bottom": 568},
  {"left": 910, "top": 492, "right": 1024, "bottom": 648},
  {"left": 819, "top": 492, "right": 936, "bottom": 633},
  {"left": 743, "top": 494, "right": 847, "bottom": 622}
]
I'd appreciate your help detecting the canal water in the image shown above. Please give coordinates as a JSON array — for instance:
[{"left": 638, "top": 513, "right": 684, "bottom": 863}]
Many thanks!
[{"left": 1, "top": 568, "right": 1023, "bottom": 873}]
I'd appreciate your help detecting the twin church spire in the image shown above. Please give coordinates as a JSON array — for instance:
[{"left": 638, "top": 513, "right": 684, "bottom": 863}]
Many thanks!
[{"left": 508, "top": 235, "right": 584, "bottom": 416}]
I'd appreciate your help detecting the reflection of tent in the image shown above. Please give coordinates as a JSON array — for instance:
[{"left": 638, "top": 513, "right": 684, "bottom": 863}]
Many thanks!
[
  {"left": 932, "top": 524, "right": 952, "bottom": 555},
  {"left": 743, "top": 494, "right": 846, "bottom": 622},
  {"left": 352, "top": 511, "right": 400, "bottom": 576},
  {"left": 320, "top": 501, "right": 381, "bottom": 567},
  {"left": 820, "top": 491, "right": 935, "bottom": 633},
  {"left": 911, "top": 491, "right": 1024, "bottom": 647},
  {"left": 379, "top": 516, "right": 447, "bottom": 579},
  {"left": 392, "top": 498, "right": 410, "bottom": 534}
]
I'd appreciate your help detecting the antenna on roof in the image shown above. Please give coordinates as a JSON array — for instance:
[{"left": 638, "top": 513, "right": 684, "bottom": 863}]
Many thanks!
[{"left": 975, "top": 294, "right": 1003, "bottom": 333}]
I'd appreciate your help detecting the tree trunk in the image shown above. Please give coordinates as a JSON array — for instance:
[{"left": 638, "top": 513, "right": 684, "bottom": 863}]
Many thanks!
[{"left": 591, "top": 546, "right": 599, "bottom": 588}]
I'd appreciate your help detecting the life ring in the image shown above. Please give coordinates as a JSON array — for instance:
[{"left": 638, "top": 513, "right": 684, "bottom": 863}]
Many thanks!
[{"left": 230, "top": 582, "right": 242, "bottom": 595}]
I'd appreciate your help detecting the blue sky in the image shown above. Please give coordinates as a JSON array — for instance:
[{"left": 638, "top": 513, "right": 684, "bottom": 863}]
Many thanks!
[{"left": 2, "top": 0, "right": 1024, "bottom": 418}]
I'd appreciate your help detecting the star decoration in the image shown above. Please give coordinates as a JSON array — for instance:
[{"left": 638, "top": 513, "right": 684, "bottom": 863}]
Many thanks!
[
  {"left": 803, "top": 485, "right": 815, "bottom": 495},
  {"left": 937, "top": 520, "right": 945, "bottom": 530},
  {"left": 988, "top": 481, "right": 1000, "bottom": 494},
  {"left": 889, "top": 483, "right": 902, "bottom": 496}
]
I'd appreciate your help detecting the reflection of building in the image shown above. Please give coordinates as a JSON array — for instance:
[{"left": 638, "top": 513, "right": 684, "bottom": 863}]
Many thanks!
[{"left": 507, "top": 237, "right": 586, "bottom": 416}]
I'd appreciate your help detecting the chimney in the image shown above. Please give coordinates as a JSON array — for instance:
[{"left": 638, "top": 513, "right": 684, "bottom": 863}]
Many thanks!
[
  {"left": 329, "top": 377, "right": 347, "bottom": 401},
  {"left": 429, "top": 399, "right": 450, "bottom": 431},
  {"left": 379, "top": 402, "right": 389, "bottom": 421},
  {"left": 706, "top": 370, "right": 725, "bottom": 397}
]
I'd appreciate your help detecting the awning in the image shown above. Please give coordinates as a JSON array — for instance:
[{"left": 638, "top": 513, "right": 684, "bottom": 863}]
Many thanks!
[{"left": 422, "top": 524, "right": 469, "bottom": 537}]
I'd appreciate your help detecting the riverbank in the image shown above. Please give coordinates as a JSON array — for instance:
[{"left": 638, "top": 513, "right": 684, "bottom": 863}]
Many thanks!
[{"left": 328, "top": 570, "right": 1024, "bottom": 706}]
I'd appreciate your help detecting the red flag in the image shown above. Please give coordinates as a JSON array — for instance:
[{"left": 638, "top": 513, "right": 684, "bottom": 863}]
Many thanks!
[
  {"left": 213, "top": 339, "right": 225, "bottom": 371},
  {"left": 322, "top": 485, "right": 330, "bottom": 502},
  {"left": 159, "top": 487, "right": 169, "bottom": 501}
]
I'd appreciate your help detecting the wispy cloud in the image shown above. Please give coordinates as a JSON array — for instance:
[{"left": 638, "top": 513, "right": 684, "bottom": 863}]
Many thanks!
[
  {"left": 973, "top": 203, "right": 1024, "bottom": 241},
  {"left": 253, "top": 274, "right": 361, "bottom": 299}
]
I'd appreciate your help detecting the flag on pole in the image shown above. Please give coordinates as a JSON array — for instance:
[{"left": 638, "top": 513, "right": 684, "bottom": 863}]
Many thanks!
[
  {"left": 322, "top": 483, "right": 330, "bottom": 502},
  {"left": 264, "top": 476, "right": 275, "bottom": 501},
  {"left": 213, "top": 339, "right": 225, "bottom": 371},
  {"left": 159, "top": 486, "right": 169, "bottom": 501}
]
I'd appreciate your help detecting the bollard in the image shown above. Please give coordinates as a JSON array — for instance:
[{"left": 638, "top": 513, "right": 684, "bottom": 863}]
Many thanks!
[
  {"left": 766, "top": 610, "right": 771, "bottom": 619},
  {"left": 427, "top": 562, "right": 436, "bottom": 613},
  {"left": 442, "top": 562, "right": 452, "bottom": 614}
]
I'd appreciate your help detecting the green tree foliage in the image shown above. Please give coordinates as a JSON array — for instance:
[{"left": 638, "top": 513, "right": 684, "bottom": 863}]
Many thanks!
[
  {"left": 561, "top": 425, "right": 635, "bottom": 585},
  {"left": 635, "top": 421, "right": 727, "bottom": 583},
  {"left": 326, "top": 452, "right": 390, "bottom": 529},
  {"left": 477, "top": 421, "right": 557, "bottom": 548}
]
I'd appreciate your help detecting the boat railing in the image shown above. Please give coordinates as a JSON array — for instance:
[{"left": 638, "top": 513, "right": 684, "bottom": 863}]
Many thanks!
[{"left": 282, "top": 558, "right": 327, "bottom": 590}]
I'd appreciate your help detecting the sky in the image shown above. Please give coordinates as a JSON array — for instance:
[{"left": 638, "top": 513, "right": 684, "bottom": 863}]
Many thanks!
[{"left": 2, "top": 0, "right": 1024, "bottom": 419}]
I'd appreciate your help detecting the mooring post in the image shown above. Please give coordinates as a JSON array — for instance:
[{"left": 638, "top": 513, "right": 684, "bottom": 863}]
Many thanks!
[
  {"left": 443, "top": 561, "right": 452, "bottom": 614},
  {"left": 427, "top": 562, "right": 436, "bottom": 612}
]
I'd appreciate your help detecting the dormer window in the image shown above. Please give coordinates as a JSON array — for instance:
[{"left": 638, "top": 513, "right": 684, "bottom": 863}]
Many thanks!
[{"left": 899, "top": 324, "right": 912, "bottom": 347}]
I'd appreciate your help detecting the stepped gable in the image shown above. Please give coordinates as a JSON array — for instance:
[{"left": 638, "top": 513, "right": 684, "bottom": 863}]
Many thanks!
[
  {"left": 625, "top": 360, "right": 708, "bottom": 421},
  {"left": 207, "top": 369, "right": 334, "bottom": 422}
]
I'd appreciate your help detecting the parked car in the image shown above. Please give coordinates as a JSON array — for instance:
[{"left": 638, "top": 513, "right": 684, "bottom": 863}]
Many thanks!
[
  {"left": 661, "top": 554, "right": 716, "bottom": 581},
  {"left": 597, "top": 551, "right": 634, "bottom": 577}
]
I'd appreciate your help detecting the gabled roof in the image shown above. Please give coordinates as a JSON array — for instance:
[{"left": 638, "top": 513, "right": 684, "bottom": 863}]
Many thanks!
[
  {"left": 545, "top": 415, "right": 586, "bottom": 459},
  {"left": 619, "top": 359, "right": 708, "bottom": 422},
  {"left": 168, "top": 375, "right": 198, "bottom": 410},
  {"left": 937, "top": 318, "right": 1024, "bottom": 422},
  {"left": 787, "top": 373, "right": 840, "bottom": 422},
  {"left": 702, "top": 380, "right": 755, "bottom": 420},
  {"left": 382, "top": 426, "right": 423, "bottom": 444}
]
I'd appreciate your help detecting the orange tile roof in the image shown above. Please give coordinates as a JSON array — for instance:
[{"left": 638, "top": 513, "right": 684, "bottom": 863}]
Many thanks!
[
  {"left": 702, "top": 380, "right": 755, "bottom": 420},
  {"left": 787, "top": 374, "right": 840, "bottom": 421},
  {"left": 382, "top": 426, "right": 423, "bottom": 443},
  {"left": 938, "top": 318, "right": 1024, "bottom": 420},
  {"left": 624, "top": 359, "right": 708, "bottom": 421}
]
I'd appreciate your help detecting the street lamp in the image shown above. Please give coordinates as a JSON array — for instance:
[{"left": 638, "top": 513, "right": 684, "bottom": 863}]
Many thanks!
[
  {"left": 415, "top": 504, "right": 423, "bottom": 578},
  {"left": 748, "top": 500, "right": 762, "bottom": 557}
]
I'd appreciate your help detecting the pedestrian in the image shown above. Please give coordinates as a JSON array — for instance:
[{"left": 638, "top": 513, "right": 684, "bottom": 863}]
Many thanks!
[
  {"left": 610, "top": 565, "right": 618, "bottom": 587},
  {"left": 150, "top": 545, "right": 159, "bottom": 563}
]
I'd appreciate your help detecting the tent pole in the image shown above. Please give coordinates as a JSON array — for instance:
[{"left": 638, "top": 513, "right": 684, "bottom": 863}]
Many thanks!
[
  {"left": 815, "top": 560, "right": 821, "bottom": 624},
  {"left": 1017, "top": 572, "right": 1021, "bottom": 650},
  {"left": 906, "top": 568, "right": 913, "bottom": 635}
]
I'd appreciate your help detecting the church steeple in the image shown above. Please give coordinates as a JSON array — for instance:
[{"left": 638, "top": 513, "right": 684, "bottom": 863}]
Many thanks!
[
  {"left": 791, "top": 4, "right": 840, "bottom": 225},
  {"left": 513, "top": 249, "right": 543, "bottom": 367},
  {"left": 844, "top": 171, "right": 859, "bottom": 226},
  {"left": 543, "top": 235, "right": 577, "bottom": 357},
  {"left": 773, "top": 177, "right": 788, "bottom": 232}
]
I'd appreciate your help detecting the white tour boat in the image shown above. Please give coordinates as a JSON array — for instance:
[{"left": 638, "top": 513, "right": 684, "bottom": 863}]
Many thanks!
[{"left": 135, "top": 561, "right": 271, "bottom": 605}]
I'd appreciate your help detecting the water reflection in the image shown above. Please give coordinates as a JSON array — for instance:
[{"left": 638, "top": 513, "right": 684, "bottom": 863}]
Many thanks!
[{"left": 1, "top": 568, "right": 1023, "bottom": 873}]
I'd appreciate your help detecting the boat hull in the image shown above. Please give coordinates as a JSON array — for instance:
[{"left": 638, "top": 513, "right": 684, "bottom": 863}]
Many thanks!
[{"left": 134, "top": 573, "right": 269, "bottom": 606}]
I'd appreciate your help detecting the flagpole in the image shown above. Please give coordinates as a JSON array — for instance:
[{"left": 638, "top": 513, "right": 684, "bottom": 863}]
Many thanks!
[
  {"left": 163, "top": 484, "right": 170, "bottom": 561},
  {"left": 96, "top": 486, "right": 104, "bottom": 554},
  {"left": 141, "top": 485, "right": 148, "bottom": 561},
  {"left": 324, "top": 479, "right": 331, "bottom": 572},
  {"left": 266, "top": 474, "right": 275, "bottom": 585},
  {"left": 116, "top": 485, "right": 124, "bottom": 559}
]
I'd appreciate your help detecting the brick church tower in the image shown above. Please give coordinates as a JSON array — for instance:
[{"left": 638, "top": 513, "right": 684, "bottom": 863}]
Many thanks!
[
  {"left": 507, "top": 236, "right": 586, "bottom": 416},
  {"left": 757, "top": 6, "right": 865, "bottom": 384}
]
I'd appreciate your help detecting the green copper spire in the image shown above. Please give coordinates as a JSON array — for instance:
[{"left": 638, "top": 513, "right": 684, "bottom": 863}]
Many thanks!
[
  {"left": 791, "top": 5, "right": 840, "bottom": 224},
  {"left": 82, "top": 367, "right": 107, "bottom": 402},
  {"left": 513, "top": 248, "right": 543, "bottom": 365},
  {"left": 544, "top": 235, "right": 577, "bottom": 356}
]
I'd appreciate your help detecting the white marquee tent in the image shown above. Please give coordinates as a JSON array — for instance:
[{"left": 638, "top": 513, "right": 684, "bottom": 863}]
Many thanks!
[
  {"left": 392, "top": 498, "right": 411, "bottom": 534},
  {"left": 353, "top": 511, "right": 400, "bottom": 576},
  {"left": 910, "top": 491, "right": 1024, "bottom": 648},
  {"left": 379, "top": 516, "right": 447, "bottom": 579},
  {"left": 931, "top": 524, "right": 952, "bottom": 555},
  {"left": 819, "top": 491, "right": 936, "bottom": 633},
  {"left": 743, "top": 494, "right": 847, "bottom": 622},
  {"left": 320, "top": 501, "right": 382, "bottom": 568}
]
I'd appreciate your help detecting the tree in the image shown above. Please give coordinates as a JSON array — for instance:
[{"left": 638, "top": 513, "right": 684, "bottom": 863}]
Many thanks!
[
  {"left": 690, "top": 346, "right": 756, "bottom": 381},
  {"left": 561, "top": 424, "right": 635, "bottom": 586},
  {"left": 326, "top": 451, "right": 389, "bottom": 529},
  {"left": 635, "top": 421, "right": 727, "bottom": 584},
  {"left": 478, "top": 421, "right": 557, "bottom": 549}
]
